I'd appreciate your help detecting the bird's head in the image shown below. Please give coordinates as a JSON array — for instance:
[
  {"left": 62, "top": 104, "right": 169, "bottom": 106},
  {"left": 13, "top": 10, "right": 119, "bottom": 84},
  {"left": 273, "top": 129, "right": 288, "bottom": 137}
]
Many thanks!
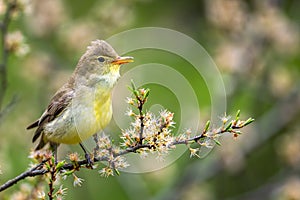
[{"left": 74, "top": 40, "right": 133, "bottom": 87}]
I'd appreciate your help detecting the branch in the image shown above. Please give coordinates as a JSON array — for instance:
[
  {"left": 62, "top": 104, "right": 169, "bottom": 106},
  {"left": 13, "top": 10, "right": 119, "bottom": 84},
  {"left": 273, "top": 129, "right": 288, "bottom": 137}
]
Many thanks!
[
  {"left": 130, "top": 81, "right": 148, "bottom": 145},
  {"left": 0, "top": 85, "right": 254, "bottom": 193},
  {"left": 0, "top": 112, "right": 253, "bottom": 192},
  {"left": 0, "top": 159, "right": 48, "bottom": 192}
]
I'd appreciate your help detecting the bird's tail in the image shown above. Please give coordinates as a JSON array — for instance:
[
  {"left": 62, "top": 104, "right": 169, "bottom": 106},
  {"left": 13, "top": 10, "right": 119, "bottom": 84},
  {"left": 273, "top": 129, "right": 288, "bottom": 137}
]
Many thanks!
[{"left": 35, "top": 135, "right": 47, "bottom": 151}]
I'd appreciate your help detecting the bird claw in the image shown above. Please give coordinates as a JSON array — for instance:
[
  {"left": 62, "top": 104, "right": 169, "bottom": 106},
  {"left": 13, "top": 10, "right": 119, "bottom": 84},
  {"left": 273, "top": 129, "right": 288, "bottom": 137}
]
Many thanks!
[{"left": 84, "top": 153, "right": 94, "bottom": 168}]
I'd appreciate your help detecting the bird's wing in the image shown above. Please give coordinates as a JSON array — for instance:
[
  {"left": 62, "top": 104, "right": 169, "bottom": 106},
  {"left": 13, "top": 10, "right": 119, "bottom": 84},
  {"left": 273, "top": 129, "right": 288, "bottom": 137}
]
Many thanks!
[{"left": 27, "top": 83, "right": 75, "bottom": 143}]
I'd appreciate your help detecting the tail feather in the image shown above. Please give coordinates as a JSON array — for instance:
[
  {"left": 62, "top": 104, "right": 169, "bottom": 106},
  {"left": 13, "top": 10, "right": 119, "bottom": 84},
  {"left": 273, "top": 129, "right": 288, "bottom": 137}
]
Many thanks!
[
  {"left": 35, "top": 135, "right": 47, "bottom": 150},
  {"left": 32, "top": 126, "right": 43, "bottom": 143},
  {"left": 26, "top": 120, "right": 39, "bottom": 130},
  {"left": 28, "top": 120, "right": 48, "bottom": 150}
]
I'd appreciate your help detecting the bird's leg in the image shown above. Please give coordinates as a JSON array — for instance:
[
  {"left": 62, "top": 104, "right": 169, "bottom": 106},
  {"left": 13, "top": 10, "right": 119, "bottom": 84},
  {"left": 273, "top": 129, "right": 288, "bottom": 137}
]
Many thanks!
[
  {"left": 92, "top": 133, "right": 100, "bottom": 157},
  {"left": 50, "top": 142, "right": 59, "bottom": 165},
  {"left": 79, "top": 143, "right": 93, "bottom": 168}
]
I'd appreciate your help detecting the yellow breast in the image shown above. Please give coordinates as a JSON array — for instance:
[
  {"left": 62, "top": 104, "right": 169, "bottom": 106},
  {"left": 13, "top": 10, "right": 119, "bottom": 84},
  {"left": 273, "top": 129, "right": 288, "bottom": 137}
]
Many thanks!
[
  {"left": 94, "top": 88, "right": 113, "bottom": 130},
  {"left": 44, "top": 87, "right": 113, "bottom": 144}
]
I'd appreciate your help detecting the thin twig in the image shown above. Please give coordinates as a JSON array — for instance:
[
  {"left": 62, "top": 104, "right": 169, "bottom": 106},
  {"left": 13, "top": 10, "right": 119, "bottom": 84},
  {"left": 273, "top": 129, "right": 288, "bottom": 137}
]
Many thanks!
[
  {"left": 0, "top": 159, "right": 48, "bottom": 192},
  {"left": 137, "top": 96, "right": 145, "bottom": 144},
  {"left": 48, "top": 160, "right": 56, "bottom": 200}
]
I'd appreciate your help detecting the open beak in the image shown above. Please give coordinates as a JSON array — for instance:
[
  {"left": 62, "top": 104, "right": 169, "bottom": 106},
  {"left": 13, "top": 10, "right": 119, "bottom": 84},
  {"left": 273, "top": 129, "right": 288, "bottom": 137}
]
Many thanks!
[{"left": 112, "top": 56, "right": 134, "bottom": 65}]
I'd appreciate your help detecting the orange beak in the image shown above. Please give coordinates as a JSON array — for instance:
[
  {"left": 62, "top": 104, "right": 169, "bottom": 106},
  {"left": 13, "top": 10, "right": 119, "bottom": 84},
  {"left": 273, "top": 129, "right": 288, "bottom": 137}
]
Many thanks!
[{"left": 112, "top": 56, "right": 134, "bottom": 65}]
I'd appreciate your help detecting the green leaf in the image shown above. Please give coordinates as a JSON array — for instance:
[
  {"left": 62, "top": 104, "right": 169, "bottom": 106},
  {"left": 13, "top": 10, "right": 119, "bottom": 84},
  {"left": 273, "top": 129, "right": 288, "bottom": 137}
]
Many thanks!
[
  {"left": 235, "top": 110, "right": 240, "bottom": 120},
  {"left": 51, "top": 156, "right": 55, "bottom": 165},
  {"left": 214, "top": 139, "right": 221, "bottom": 146},
  {"left": 130, "top": 79, "right": 136, "bottom": 91},
  {"left": 204, "top": 120, "right": 210, "bottom": 133},
  {"left": 62, "top": 169, "right": 75, "bottom": 176},
  {"left": 45, "top": 162, "right": 51, "bottom": 170},
  {"left": 225, "top": 121, "right": 232, "bottom": 131},
  {"left": 243, "top": 118, "right": 255, "bottom": 126},
  {"left": 127, "top": 85, "right": 134, "bottom": 93},
  {"left": 128, "top": 80, "right": 139, "bottom": 97},
  {"left": 114, "top": 169, "right": 120, "bottom": 176},
  {"left": 55, "top": 160, "right": 66, "bottom": 171},
  {"left": 133, "top": 90, "right": 139, "bottom": 98},
  {"left": 144, "top": 88, "right": 150, "bottom": 99}
]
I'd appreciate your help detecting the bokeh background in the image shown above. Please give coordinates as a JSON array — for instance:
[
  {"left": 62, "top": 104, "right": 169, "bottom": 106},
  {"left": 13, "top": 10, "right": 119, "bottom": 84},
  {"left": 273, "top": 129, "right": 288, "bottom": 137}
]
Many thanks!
[{"left": 0, "top": 0, "right": 300, "bottom": 199}]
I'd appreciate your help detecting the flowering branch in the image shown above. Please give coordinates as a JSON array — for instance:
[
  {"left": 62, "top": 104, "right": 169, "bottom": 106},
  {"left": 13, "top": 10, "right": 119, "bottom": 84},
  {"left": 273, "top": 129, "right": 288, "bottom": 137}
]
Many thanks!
[
  {"left": 0, "top": 83, "right": 254, "bottom": 194},
  {"left": 129, "top": 81, "right": 149, "bottom": 145}
]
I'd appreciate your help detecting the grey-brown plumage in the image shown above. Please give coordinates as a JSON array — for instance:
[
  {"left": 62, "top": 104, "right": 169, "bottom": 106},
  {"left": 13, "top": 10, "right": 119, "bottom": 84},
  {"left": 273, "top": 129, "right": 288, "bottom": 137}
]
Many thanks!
[{"left": 27, "top": 82, "right": 74, "bottom": 150}]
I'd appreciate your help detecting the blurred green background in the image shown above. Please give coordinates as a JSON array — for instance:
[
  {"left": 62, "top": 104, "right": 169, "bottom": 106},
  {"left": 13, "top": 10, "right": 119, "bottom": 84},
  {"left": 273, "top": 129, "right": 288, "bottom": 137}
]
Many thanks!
[{"left": 1, "top": 0, "right": 300, "bottom": 199}]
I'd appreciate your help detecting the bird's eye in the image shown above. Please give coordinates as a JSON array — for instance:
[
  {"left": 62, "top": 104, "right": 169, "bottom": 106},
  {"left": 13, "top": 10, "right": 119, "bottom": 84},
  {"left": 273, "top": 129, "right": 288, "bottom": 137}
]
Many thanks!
[{"left": 97, "top": 56, "right": 105, "bottom": 62}]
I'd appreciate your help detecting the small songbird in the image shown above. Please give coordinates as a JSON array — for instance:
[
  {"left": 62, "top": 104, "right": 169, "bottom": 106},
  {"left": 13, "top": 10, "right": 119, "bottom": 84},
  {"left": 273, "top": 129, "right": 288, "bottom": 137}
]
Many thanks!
[{"left": 27, "top": 40, "right": 133, "bottom": 164}]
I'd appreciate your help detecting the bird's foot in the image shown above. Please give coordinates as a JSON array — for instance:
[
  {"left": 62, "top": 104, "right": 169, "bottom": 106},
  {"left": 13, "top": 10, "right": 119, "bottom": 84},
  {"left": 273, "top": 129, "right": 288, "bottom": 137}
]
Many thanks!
[{"left": 84, "top": 153, "right": 94, "bottom": 169}]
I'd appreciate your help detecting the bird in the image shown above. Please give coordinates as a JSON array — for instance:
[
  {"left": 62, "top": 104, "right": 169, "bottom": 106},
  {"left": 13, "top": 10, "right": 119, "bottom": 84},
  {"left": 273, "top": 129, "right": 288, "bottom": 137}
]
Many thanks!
[{"left": 27, "top": 40, "right": 133, "bottom": 165}]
